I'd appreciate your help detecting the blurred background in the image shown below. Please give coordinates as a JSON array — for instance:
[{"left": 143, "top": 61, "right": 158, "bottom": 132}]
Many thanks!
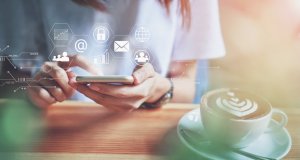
[{"left": 209, "top": 0, "right": 300, "bottom": 108}]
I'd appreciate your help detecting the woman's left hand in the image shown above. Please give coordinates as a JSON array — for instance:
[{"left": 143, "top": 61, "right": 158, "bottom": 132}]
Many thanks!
[{"left": 68, "top": 63, "right": 171, "bottom": 112}]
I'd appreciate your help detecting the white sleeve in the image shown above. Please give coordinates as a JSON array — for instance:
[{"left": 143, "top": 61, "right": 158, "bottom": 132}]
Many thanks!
[{"left": 172, "top": 0, "right": 226, "bottom": 60}]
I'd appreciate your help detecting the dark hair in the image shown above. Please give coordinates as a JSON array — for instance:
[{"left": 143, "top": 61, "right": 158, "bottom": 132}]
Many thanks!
[{"left": 72, "top": 0, "right": 191, "bottom": 27}]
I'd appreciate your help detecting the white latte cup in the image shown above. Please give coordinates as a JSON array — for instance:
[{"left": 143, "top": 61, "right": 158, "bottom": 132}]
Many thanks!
[{"left": 200, "top": 88, "right": 288, "bottom": 148}]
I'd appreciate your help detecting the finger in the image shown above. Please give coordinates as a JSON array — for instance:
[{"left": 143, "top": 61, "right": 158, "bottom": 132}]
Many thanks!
[
  {"left": 71, "top": 83, "right": 124, "bottom": 111},
  {"left": 74, "top": 84, "right": 106, "bottom": 102},
  {"left": 67, "top": 70, "right": 77, "bottom": 79},
  {"left": 41, "top": 62, "right": 73, "bottom": 94},
  {"left": 28, "top": 88, "right": 50, "bottom": 109},
  {"left": 38, "top": 79, "right": 67, "bottom": 102},
  {"left": 58, "top": 54, "right": 100, "bottom": 75},
  {"left": 68, "top": 72, "right": 78, "bottom": 88},
  {"left": 35, "top": 71, "right": 73, "bottom": 100},
  {"left": 67, "top": 71, "right": 77, "bottom": 86},
  {"left": 28, "top": 83, "right": 56, "bottom": 106},
  {"left": 132, "top": 63, "right": 155, "bottom": 85},
  {"left": 88, "top": 83, "right": 149, "bottom": 99},
  {"left": 34, "top": 70, "right": 47, "bottom": 81}
]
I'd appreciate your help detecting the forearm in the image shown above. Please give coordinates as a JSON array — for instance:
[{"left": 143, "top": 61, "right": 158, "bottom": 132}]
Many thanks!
[
  {"left": 171, "top": 77, "right": 195, "bottom": 103},
  {"left": 168, "top": 60, "right": 197, "bottom": 103},
  {"left": 146, "top": 60, "right": 197, "bottom": 104}
]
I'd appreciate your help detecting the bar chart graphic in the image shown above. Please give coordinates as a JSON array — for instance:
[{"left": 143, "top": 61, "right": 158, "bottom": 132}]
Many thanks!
[
  {"left": 0, "top": 56, "right": 5, "bottom": 61},
  {"left": 93, "top": 51, "right": 110, "bottom": 65}
]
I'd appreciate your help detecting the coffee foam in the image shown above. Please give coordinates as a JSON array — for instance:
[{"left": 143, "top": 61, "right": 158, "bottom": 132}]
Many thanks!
[
  {"left": 216, "top": 91, "right": 258, "bottom": 118},
  {"left": 206, "top": 89, "right": 270, "bottom": 120}
]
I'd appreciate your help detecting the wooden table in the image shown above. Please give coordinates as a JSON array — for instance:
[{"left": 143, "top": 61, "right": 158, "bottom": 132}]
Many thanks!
[{"left": 2, "top": 101, "right": 300, "bottom": 160}]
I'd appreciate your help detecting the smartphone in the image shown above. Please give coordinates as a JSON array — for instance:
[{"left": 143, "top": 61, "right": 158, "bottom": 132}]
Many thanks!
[{"left": 76, "top": 75, "right": 134, "bottom": 84}]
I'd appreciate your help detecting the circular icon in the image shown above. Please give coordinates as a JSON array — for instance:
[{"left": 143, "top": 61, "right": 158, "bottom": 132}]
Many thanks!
[
  {"left": 75, "top": 39, "right": 88, "bottom": 53},
  {"left": 135, "top": 27, "right": 151, "bottom": 43},
  {"left": 133, "top": 50, "right": 150, "bottom": 66},
  {"left": 93, "top": 26, "right": 110, "bottom": 43}
]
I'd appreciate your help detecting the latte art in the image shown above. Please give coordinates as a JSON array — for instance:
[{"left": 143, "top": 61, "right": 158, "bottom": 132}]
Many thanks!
[
  {"left": 201, "top": 88, "right": 285, "bottom": 148},
  {"left": 206, "top": 89, "right": 270, "bottom": 120},
  {"left": 216, "top": 94, "right": 258, "bottom": 117}
]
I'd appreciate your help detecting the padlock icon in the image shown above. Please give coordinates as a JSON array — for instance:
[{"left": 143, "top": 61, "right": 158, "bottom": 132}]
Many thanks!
[{"left": 96, "top": 28, "right": 106, "bottom": 41}]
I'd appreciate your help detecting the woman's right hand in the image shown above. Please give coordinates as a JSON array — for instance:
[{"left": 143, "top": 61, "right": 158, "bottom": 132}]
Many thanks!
[{"left": 27, "top": 55, "right": 98, "bottom": 108}]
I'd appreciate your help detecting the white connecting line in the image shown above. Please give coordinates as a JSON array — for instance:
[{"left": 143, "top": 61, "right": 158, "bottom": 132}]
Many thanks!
[
  {"left": 3, "top": 71, "right": 60, "bottom": 93},
  {"left": 0, "top": 45, "right": 9, "bottom": 53}
]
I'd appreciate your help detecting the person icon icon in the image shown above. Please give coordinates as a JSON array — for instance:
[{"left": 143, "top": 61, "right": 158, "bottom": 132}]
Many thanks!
[
  {"left": 52, "top": 51, "right": 70, "bottom": 62},
  {"left": 134, "top": 51, "right": 150, "bottom": 65},
  {"left": 52, "top": 56, "right": 57, "bottom": 61},
  {"left": 60, "top": 51, "right": 70, "bottom": 62}
]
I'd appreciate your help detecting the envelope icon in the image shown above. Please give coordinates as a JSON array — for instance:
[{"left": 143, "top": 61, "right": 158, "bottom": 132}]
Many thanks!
[{"left": 114, "top": 41, "right": 130, "bottom": 52}]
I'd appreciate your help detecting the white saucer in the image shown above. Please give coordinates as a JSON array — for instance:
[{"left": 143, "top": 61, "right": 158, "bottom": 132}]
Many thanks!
[{"left": 177, "top": 108, "right": 292, "bottom": 160}]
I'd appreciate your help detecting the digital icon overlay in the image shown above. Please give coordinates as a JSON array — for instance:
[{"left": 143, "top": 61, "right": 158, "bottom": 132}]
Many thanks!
[
  {"left": 114, "top": 41, "right": 130, "bottom": 53},
  {"left": 93, "top": 50, "right": 110, "bottom": 65},
  {"left": 134, "top": 50, "right": 150, "bottom": 65},
  {"left": 48, "top": 23, "right": 73, "bottom": 46},
  {"left": 53, "top": 52, "right": 70, "bottom": 62},
  {"left": 54, "top": 29, "right": 69, "bottom": 41},
  {"left": 1, "top": 23, "right": 159, "bottom": 93},
  {"left": 75, "top": 39, "right": 88, "bottom": 53},
  {"left": 93, "top": 26, "right": 110, "bottom": 43},
  {"left": 135, "top": 26, "right": 151, "bottom": 43}
]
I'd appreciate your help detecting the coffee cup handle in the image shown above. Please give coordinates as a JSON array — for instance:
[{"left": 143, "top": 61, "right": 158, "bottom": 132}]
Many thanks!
[{"left": 265, "top": 108, "right": 288, "bottom": 133}]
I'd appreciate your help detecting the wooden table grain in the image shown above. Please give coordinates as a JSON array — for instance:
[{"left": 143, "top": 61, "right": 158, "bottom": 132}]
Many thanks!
[{"left": 3, "top": 101, "right": 300, "bottom": 160}]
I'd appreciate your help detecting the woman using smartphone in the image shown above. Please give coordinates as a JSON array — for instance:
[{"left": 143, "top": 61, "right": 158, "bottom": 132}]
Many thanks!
[{"left": 0, "top": 0, "right": 225, "bottom": 111}]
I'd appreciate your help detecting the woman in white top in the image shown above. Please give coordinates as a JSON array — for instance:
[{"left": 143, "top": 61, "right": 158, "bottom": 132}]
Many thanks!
[{"left": 24, "top": 0, "right": 225, "bottom": 111}]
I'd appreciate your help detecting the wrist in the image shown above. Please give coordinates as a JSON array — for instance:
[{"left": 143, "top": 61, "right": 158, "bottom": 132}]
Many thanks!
[{"left": 146, "top": 74, "right": 171, "bottom": 103}]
